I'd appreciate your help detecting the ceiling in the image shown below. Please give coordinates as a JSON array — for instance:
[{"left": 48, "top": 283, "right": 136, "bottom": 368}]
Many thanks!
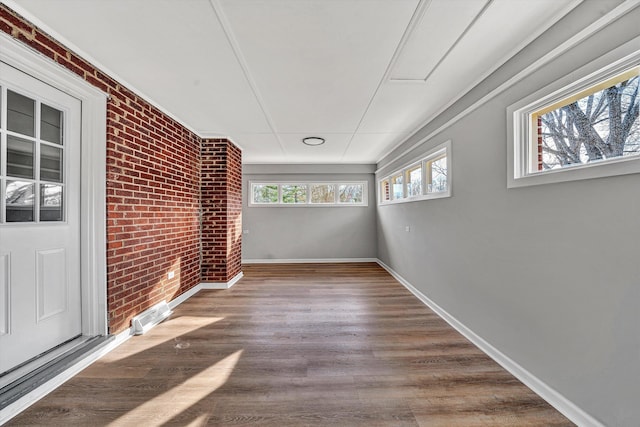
[{"left": 6, "top": 0, "right": 581, "bottom": 164}]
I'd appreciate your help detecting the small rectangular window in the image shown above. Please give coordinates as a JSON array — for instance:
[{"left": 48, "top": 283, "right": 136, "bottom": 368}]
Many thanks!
[
  {"left": 338, "top": 184, "right": 363, "bottom": 204},
  {"left": 533, "top": 67, "right": 639, "bottom": 174},
  {"left": 310, "top": 184, "right": 335, "bottom": 204},
  {"left": 405, "top": 164, "right": 422, "bottom": 197},
  {"left": 427, "top": 154, "right": 447, "bottom": 193},
  {"left": 252, "top": 183, "right": 278, "bottom": 204},
  {"left": 281, "top": 184, "right": 308, "bottom": 204},
  {"left": 380, "top": 179, "right": 390, "bottom": 202},
  {"left": 391, "top": 174, "right": 403, "bottom": 200},
  {"left": 508, "top": 53, "right": 640, "bottom": 188}
]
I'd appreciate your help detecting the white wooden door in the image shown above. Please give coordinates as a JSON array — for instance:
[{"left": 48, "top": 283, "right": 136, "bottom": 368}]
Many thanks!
[{"left": 0, "top": 61, "right": 82, "bottom": 374}]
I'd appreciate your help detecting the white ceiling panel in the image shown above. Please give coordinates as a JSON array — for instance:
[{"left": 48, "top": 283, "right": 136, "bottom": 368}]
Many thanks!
[
  {"left": 427, "top": 0, "right": 582, "bottom": 103},
  {"left": 232, "top": 133, "right": 285, "bottom": 164},
  {"left": 357, "top": 82, "right": 431, "bottom": 133},
  {"left": 5, "top": 0, "right": 583, "bottom": 164},
  {"left": 13, "top": 0, "right": 272, "bottom": 135},
  {"left": 342, "top": 133, "right": 403, "bottom": 163},
  {"left": 390, "top": 0, "right": 488, "bottom": 81},
  {"left": 218, "top": 0, "right": 419, "bottom": 133},
  {"left": 276, "top": 133, "right": 354, "bottom": 163}
]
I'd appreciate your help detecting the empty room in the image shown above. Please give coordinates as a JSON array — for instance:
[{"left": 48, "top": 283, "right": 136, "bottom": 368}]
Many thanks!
[{"left": 0, "top": 0, "right": 639, "bottom": 426}]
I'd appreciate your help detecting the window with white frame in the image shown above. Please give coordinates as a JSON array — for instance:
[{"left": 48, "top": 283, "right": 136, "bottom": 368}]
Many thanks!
[
  {"left": 249, "top": 181, "right": 367, "bottom": 206},
  {"left": 378, "top": 140, "right": 451, "bottom": 205},
  {"left": 508, "top": 52, "right": 640, "bottom": 188}
]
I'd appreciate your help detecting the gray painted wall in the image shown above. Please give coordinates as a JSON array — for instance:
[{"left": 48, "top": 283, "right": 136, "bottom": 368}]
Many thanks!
[
  {"left": 242, "top": 164, "right": 377, "bottom": 260},
  {"left": 376, "top": 2, "right": 640, "bottom": 425}
]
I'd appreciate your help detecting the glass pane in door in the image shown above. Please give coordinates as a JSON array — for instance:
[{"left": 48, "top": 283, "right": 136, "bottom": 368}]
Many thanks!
[
  {"left": 41, "top": 104, "right": 63, "bottom": 145},
  {"left": 40, "top": 184, "right": 63, "bottom": 221},
  {"left": 40, "top": 145, "right": 63, "bottom": 182},
  {"left": 7, "top": 90, "right": 35, "bottom": 137},
  {"left": 7, "top": 136, "right": 34, "bottom": 179},
  {"left": 6, "top": 180, "right": 35, "bottom": 222}
]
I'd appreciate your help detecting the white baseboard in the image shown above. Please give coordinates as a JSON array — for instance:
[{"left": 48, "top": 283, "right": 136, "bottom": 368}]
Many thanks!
[
  {"left": 0, "top": 271, "right": 244, "bottom": 424},
  {"left": 242, "top": 257, "right": 378, "bottom": 264},
  {"left": 0, "top": 328, "right": 132, "bottom": 425},
  {"left": 375, "top": 259, "right": 603, "bottom": 427},
  {"left": 200, "top": 271, "right": 244, "bottom": 289}
]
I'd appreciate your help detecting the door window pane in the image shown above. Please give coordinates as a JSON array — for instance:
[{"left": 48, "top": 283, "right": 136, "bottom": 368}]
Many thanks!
[
  {"left": 338, "top": 184, "right": 363, "bottom": 204},
  {"left": 7, "top": 136, "right": 34, "bottom": 179},
  {"left": 40, "top": 184, "right": 63, "bottom": 221},
  {"left": 40, "top": 145, "right": 63, "bottom": 182},
  {"left": 310, "top": 184, "right": 335, "bottom": 204},
  {"left": 7, "top": 90, "right": 35, "bottom": 137},
  {"left": 6, "top": 180, "right": 35, "bottom": 222},
  {"left": 41, "top": 104, "right": 63, "bottom": 145}
]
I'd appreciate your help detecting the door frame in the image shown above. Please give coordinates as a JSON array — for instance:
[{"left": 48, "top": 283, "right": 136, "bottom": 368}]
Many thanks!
[{"left": 0, "top": 32, "right": 108, "bottom": 337}]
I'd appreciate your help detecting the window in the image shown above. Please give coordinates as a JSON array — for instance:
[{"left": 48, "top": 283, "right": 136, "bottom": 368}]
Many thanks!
[
  {"left": 249, "top": 181, "right": 367, "bottom": 206},
  {"left": 508, "top": 53, "right": 640, "bottom": 187},
  {"left": 310, "top": 184, "right": 335, "bottom": 204},
  {"left": 281, "top": 184, "right": 307, "bottom": 204},
  {"left": 378, "top": 140, "right": 451, "bottom": 205},
  {"left": 391, "top": 174, "right": 403, "bottom": 200},
  {"left": 252, "top": 183, "right": 278, "bottom": 204},
  {"left": 338, "top": 184, "right": 363, "bottom": 204},
  {"left": 1, "top": 88, "right": 66, "bottom": 223},
  {"left": 380, "top": 179, "right": 390, "bottom": 203},
  {"left": 405, "top": 164, "right": 422, "bottom": 197},
  {"left": 427, "top": 154, "right": 447, "bottom": 193}
]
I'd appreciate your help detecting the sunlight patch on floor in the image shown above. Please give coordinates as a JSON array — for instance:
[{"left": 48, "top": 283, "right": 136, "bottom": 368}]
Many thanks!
[
  {"left": 109, "top": 349, "right": 244, "bottom": 426},
  {"left": 103, "top": 316, "right": 225, "bottom": 362}
]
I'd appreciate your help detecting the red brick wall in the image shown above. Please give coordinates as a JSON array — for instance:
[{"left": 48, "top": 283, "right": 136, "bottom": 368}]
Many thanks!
[
  {"left": 201, "top": 140, "right": 243, "bottom": 282},
  {"left": 0, "top": 6, "right": 242, "bottom": 334}
]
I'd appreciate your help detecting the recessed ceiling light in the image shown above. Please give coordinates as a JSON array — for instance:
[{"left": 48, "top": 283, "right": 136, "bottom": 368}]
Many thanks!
[{"left": 302, "top": 137, "right": 325, "bottom": 146}]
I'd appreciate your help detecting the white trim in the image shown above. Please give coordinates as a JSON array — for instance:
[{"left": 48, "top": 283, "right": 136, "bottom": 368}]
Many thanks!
[
  {"left": 375, "top": 259, "right": 604, "bottom": 427},
  {"left": 0, "top": 32, "right": 108, "bottom": 337},
  {"left": 376, "top": 0, "right": 640, "bottom": 174},
  {"left": 200, "top": 271, "right": 244, "bottom": 290},
  {"left": 0, "top": 328, "right": 132, "bottom": 425},
  {"left": 507, "top": 39, "right": 640, "bottom": 188},
  {"left": 0, "top": 270, "right": 244, "bottom": 423},
  {"left": 242, "top": 258, "right": 377, "bottom": 264}
]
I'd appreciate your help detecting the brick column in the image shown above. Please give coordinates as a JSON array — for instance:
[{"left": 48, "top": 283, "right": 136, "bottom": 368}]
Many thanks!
[{"left": 201, "top": 139, "right": 242, "bottom": 283}]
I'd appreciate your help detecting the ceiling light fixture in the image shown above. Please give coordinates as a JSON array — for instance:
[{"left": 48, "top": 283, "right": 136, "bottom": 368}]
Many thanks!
[{"left": 302, "top": 136, "right": 325, "bottom": 146}]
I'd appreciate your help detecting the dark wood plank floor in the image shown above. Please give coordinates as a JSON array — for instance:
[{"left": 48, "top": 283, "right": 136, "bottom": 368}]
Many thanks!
[{"left": 8, "top": 263, "right": 573, "bottom": 426}]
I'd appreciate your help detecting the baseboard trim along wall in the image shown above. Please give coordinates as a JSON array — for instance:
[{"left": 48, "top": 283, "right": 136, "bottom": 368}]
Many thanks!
[
  {"left": 375, "top": 259, "right": 604, "bottom": 427},
  {"left": 0, "top": 272, "right": 243, "bottom": 424},
  {"left": 200, "top": 272, "right": 244, "bottom": 290},
  {"left": 0, "top": 330, "right": 130, "bottom": 424},
  {"left": 1, "top": 261, "right": 601, "bottom": 426},
  {"left": 242, "top": 258, "right": 378, "bottom": 264}
]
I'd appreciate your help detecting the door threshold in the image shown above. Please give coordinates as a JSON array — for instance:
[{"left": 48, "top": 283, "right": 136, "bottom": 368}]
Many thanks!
[{"left": 0, "top": 335, "right": 113, "bottom": 410}]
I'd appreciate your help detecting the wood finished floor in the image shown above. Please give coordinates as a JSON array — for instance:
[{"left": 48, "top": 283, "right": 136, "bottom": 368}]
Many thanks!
[{"left": 8, "top": 263, "right": 573, "bottom": 426}]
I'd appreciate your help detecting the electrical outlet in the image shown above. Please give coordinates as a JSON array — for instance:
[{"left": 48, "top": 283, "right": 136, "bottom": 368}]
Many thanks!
[
  {"left": 405, "top": 226, "right": 410, "bottom": 232},
  {"left": 168, "top": 271, "right": 175, "bottom": 279}
]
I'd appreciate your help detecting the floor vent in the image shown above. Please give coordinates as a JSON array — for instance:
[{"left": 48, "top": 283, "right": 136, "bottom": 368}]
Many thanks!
[{"left": 131, "top": 301, "right": 172, "bottom": 335}]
